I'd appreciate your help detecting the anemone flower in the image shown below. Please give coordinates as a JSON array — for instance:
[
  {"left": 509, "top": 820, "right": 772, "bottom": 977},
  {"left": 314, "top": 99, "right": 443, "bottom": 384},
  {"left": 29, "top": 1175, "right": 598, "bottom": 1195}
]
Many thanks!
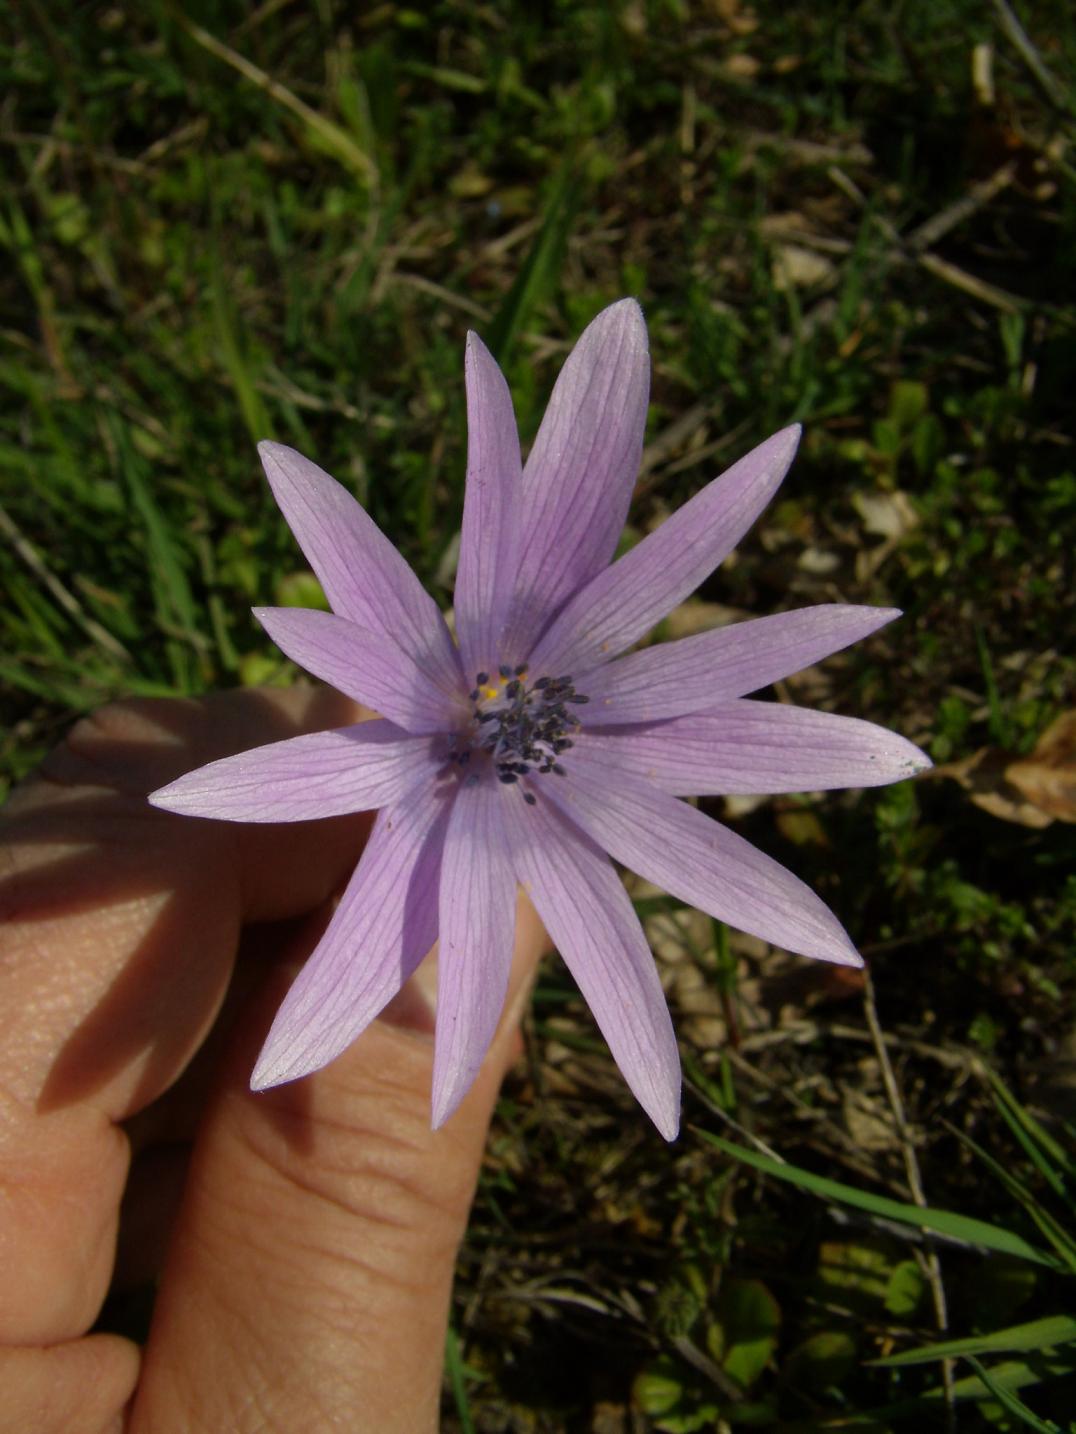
[{"left": 150, "top": 300, "right": 929, "bottom": 1139}]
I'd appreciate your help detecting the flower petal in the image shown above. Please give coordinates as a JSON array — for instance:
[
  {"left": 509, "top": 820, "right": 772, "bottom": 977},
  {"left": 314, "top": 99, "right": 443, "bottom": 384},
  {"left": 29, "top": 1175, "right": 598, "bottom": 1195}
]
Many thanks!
[
  {"left": 149, "top": 719, "right": 442, "bottom": 821},
  {"left": 431, "top": 777, "right": 516, "bottom": 1128},
  {"left": 526, "top": 426, "right": 801, "bottom": 676},
  {"left": 499, "top": 300, "right": 650, "bottom": 662},
  {"left": 503, "top": 788, "right": 680, "bottom": 1140},
  {"left": 543, "top": 749, "right": 861, "bottom": 967},
  {"left": 454, "top": 332, "right": 523, "bottom": 679},
  {"left": 254, "top": 607, "right": 461, "bottom": 735},
  {"left": 258, "top": 441, "right": 461, "bottom": 693},
  {"left": 578, "top": 605, "right": 900, "bottom": 723},
  {"left": 581, "top": 702, "right": 932, "bottom": 795},
  {"left": 250, "top": 784, "right": 451, "bottom": 1089}
]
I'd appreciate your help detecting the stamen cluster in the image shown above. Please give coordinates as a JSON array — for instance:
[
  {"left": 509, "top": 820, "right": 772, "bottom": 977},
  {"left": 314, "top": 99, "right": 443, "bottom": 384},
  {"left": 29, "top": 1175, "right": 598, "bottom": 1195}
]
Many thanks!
[{"left": 454, "top": 665, "right": 589, "bottom": 804}]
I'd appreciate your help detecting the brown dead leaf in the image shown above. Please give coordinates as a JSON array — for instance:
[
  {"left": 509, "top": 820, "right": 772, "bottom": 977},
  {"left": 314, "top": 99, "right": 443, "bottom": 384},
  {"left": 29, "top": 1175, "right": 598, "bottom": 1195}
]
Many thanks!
[
  {"left": 852, "top": 488, "right": 919, "bottom": 541},
  {"left": 1005, "top": 712, "right": 1076, "bottom": 823},
  {"left": 772, "top": 242, "right": 837, "bottom": 291},
  {"left": 775, "top": 808, "right": 830, "bottom": 847},
  {"left": 933, "top": 712, "right": 1076, "bottom": 827},
  {"left": 853, "top": 488, "right": 919, "bottom": 581},
  {"left": 722, "top": 53, "right": 761, "bottom": 79},
  {"left": 659, "top": 598, "right": 748, "bottom": 640}
]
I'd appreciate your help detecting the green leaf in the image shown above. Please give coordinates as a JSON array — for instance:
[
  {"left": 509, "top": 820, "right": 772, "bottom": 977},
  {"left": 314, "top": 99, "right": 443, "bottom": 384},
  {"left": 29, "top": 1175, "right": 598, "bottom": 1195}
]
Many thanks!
[
  {"left": 274, "top": 571, "right": 330, "bottom": 610},
  {"left": 702, "top": 1134, "right": 1063, "bottom": 1270},
  {"left": 872, "top": 1314, "right": 1076, "bottom": 1367},
  {"left": 884, "top": 1259, "right": 926, "bottom": 1318},
  {"left": 889, "top": 379, "right": 929, "bottom": 429},
  {"left": 715, "top": 1279, "right": 781, "bottom": 1390},
  {"left": 782, "top": 1330, "right": 858, "bottom": 1393}
]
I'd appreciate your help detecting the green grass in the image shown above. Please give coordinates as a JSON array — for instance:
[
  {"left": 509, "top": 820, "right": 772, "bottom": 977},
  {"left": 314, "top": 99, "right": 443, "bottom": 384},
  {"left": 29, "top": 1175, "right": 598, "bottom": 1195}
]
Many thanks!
[{"left": 3, "top": 1, "right": 1076, "bottom": 1427}]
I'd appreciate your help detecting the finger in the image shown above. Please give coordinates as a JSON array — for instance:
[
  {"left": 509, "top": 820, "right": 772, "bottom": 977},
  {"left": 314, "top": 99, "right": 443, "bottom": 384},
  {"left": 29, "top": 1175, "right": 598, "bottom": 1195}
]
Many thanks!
[
  {"left": 129, "top": 896, "right": 546, "bottom": 1434},
  {"left": 0, "top": 1337, "right": 139, "bottom": 1434},
  {"left": 0, "top": 687, "right": 372, "bottom": 1345}
]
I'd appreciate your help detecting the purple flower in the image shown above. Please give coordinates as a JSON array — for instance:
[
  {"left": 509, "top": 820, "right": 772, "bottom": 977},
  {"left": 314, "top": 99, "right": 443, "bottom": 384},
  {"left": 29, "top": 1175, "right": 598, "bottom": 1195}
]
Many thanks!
[{"left": 150, "top": 300, "right": 929, "bottom": 1139}]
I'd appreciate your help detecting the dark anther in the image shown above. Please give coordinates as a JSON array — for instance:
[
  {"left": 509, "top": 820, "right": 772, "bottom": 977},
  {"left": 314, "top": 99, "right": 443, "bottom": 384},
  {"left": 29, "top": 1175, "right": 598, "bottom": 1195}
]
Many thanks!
[
  {"left": 498, "top": 772, "right": 518, "bottom": 784},
  {"left": 514, "top": 664, "right": 527, "bottom": 676},
  {"left": 523, "top": 791, "right": 537, "bottom": 806},
  {"left": 552, "top": 763, "right": 566, "bottom": 775},
  {"left": 469, "top": 689, "right": 480, "bottom": 701},
  {"left": 498, "top": 664, "right": 513, "bottom": 678},
  {"left": 475, "top": 671, "right": 489, "bottom": 685}
]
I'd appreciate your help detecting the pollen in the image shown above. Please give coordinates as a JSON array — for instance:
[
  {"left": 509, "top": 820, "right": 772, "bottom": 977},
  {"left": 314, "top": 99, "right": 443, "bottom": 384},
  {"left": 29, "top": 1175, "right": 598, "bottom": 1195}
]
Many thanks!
[{"left": 453, "top": 666, "right": 587, "bottom": 800}]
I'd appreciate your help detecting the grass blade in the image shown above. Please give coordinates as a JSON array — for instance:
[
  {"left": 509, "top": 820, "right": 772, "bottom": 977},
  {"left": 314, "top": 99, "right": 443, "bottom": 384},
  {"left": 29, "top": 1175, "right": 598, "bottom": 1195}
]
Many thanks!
[
  {"left": 871, "top": 1315, "right": 1076, "bottom": 1367},
  {"left": 963, "top": 1355, "right": 1063, "bottom": 1432},
  {"left": 701, "top": 1133, "right": 1064, "bottom": 1269},
  {"left": 444, "top": 1325, "right": 476, "bottom": 1434},
  {"left": 483, "top": 162, "right": 580, "bottom": 365}
]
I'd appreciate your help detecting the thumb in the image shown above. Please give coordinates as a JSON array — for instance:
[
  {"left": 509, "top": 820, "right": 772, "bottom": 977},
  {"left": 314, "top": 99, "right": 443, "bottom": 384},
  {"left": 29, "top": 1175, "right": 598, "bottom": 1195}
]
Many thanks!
[{"left": 128, "top": 896, "right": 545, "bottom": 1434}]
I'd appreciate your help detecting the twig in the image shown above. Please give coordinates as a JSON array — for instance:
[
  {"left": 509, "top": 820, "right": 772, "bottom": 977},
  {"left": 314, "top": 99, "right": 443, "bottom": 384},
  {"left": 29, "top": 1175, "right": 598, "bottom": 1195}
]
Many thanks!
[
  {"left": 906, "top": 162, "right": 1018, "bottom": 252},
  {"left": 0, "top": 500, "right": 132, "bottom": 663},
  {"left": 916, "top": 252, "right": 1022, "bottom": 314},
  {"left": 862, "top": 970, "right": 956, "bottom": 1427},
  {"left": 826, "top": 163, "right": 1025, "bottom": 314},
  {"left": 990, "top": 0, "right": 1072, "bottom": 113},
  {"left": 180, "top": 18, "right": 378, "bottom": 186},
  {"left": 391, "top": 271, "right": 492, "bottom": 320}
]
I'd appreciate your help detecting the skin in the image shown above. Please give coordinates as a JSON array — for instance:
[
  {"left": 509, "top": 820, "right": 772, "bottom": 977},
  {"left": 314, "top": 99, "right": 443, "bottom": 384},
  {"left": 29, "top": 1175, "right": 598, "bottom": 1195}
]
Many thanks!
[{"left": 0, "top": 686, "right": 546, "bottom": 1433}]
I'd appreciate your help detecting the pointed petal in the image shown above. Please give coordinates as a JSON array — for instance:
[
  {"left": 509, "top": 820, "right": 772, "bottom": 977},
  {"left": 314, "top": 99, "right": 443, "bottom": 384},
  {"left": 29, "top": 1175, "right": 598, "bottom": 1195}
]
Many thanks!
[
  {"left": 581, "top": 702, "right": 932, "bottom": 795},
  {"left": 255, "top": 607, "right": 460, "bottom": 735},
  {"left": 578, "top": 605, "right": 900, "bottom": 723},
  {"left": 499, "top": 300, "right": 650, "bottom": 661},
  {"left": 149, "top": 720, "right": 442, "bottom": 821},
  {"left": 543, "top": 749, "right": 862, "bottom": 967},
  {"left": 526, "top": 426, "right": 801, "bottom": 676},
  {"left": 259, "top": 442, "right": 461, "bottom": 693},
  {"left": 502, "top": 789, "right": 680, "bottom": 1140},
  {"left": 431, "top": 778, "right": 516, "bottom": 1128},
  {"left": 454, "top": 333, "right": 523, "bottom": 679},
  {"left": 251, "top": 785, "right": 451, "bottom": 1089}
]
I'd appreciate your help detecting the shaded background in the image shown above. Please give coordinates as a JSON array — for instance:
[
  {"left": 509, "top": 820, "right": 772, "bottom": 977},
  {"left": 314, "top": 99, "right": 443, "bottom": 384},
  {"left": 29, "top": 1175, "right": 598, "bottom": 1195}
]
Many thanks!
[{"left": 2, "top": 1, "right": 1075, "bottom": 1428}]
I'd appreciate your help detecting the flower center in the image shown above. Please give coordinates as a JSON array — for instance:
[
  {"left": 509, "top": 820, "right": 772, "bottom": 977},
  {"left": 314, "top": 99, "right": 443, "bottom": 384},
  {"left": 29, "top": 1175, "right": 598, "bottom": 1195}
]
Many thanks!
[{"left": 448, "top": 666, "right": 589, "bottom": 804}]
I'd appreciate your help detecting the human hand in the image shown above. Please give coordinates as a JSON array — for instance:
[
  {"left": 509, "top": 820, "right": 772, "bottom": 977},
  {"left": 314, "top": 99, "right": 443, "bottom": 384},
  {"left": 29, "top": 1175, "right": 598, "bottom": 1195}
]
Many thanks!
[{"left": 0, "top": 687, "right": 545, "bottom": 1433}]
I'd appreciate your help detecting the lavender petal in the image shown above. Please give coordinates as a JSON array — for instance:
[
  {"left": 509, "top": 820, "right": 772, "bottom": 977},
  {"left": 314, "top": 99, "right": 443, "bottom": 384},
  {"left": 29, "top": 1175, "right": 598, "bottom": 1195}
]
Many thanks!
[
  {"left": 579, "top": 605, "right": 900, "bottom": 723},
  {"left": 544, "top": 749, "right": 862, "bottom": 967},
  {"left": 250, "top": 784, "right": 451, "bottom": 1089},
  {"left": 254, "top": 607, "right": 462, "bottom": 734},
  {"left": 431, "top": 776, "right": 516, "bottom": 1128},
  {"left": 148, "top": 720, "right": 442, "bottom": 820},
  {"left": 503, "top": 787, "right": 680, "bottom": 1140},
  {"left": 259, "top": 442, "right": 462, "bottom": 692},
  {"left": 526, "top": 426, "right": 801, "bottom": 676},
  {"left": 499, "top": 300, "right": 650, "bottom": 663},
  {"left": 581, "top": 702, "right": 932, "bottom": 794},
  {"left": 454, "top": 332, "right": 523, "bottom": 678}
]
